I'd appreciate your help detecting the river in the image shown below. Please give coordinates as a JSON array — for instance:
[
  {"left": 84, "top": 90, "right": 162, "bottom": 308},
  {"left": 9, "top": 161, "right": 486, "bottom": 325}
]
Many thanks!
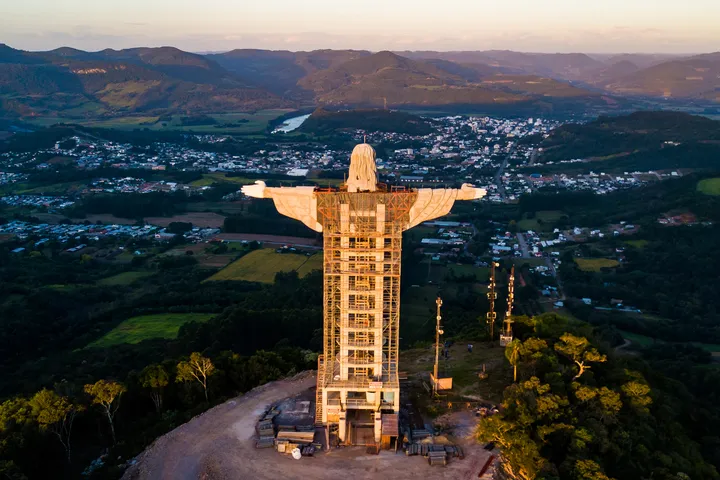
[{"left": 273, "top": 114, "right": 311, "bottom": 133}]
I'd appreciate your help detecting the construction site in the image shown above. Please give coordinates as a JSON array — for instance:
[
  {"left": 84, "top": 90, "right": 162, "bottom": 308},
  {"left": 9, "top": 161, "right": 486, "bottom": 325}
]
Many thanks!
[
  {"left": 123, "top": 261, "right": 517, "bottom": 480},
  {"left": 123, "top": 143, "right": 520, "bottom": 479}
]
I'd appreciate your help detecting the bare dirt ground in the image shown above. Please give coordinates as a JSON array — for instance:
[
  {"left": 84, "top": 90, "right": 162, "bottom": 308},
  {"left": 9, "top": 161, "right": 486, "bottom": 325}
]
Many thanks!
[{"left": 122, "top": 372, "right": 493, "bottom": 480}]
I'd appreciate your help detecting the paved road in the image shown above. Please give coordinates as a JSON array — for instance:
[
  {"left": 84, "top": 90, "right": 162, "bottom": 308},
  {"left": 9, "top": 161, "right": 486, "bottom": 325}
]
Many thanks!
[
  {"left": 493, "top": 149, "right": 514, "bottom": 200},
  {"left": 515, "top": 233, "right": 531, "bottom": 258},
  {"left": 544, "top": 257, "right": 566, "bottom": 300}
]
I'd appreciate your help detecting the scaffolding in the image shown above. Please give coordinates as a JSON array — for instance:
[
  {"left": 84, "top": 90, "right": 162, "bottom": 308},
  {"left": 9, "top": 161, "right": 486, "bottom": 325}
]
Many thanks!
[
  {"left": 500, "top": 266, "right": 515, "bottom": 347},
  {"left": 314, "top": 189, "right": 417, "bottom": 427}
]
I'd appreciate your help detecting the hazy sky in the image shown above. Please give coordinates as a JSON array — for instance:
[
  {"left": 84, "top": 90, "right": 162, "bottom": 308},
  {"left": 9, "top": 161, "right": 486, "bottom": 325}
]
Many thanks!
[{"left": 2, "top": 0, "right": 719, "bottom": 53}]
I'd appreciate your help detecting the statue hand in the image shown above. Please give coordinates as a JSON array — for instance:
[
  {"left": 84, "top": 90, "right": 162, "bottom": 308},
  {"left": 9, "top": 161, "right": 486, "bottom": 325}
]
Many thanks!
[
  {"left": 460, "top": 183, "right": 487, "bottom": 200},
  {"left": 241, "top": 180, "right": 267, "bottom": 198}
]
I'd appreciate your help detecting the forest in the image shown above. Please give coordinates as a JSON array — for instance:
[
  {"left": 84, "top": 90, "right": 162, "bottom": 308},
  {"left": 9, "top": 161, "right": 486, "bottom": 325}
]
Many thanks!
[{"left": 481, "top": 313, "right": 719, "bottom": 480}]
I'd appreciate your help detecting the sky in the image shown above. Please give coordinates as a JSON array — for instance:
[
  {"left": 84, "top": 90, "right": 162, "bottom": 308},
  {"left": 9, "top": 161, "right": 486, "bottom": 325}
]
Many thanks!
[{"left": 1, "top": 0, "right": 719, "bottom": 53}]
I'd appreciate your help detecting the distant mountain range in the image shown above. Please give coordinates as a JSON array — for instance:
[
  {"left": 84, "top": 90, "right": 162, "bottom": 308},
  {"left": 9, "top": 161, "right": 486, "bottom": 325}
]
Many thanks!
[{"left": 1, "top": 44, "right": 719, "bottom": 120}]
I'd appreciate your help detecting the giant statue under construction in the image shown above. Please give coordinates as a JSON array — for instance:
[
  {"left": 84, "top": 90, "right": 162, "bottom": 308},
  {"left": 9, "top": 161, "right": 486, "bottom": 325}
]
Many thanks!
[{"left": 242, "top": 143, "right": 486, "bottom": 444}]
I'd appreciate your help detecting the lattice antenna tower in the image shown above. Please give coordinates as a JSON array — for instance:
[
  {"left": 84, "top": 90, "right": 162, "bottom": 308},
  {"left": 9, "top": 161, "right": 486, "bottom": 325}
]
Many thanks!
[
  {"left": 500, "top": 265, "right": 515, "bottom": 347},
  {"left": 486, "top": 262, "right": 499, "bottom": 340}
]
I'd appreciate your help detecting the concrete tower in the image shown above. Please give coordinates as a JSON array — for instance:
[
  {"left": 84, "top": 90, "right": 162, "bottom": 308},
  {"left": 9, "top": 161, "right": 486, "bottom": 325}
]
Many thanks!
[{"left": 242, "top": 143, "right": 486, "bottom": 444}]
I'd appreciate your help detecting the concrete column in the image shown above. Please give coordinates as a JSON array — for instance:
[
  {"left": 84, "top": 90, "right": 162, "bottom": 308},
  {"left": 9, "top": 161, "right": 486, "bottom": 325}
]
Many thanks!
[
  {"left": 374, "top": 412, "right": 382, "bottom": 443},
  {"left": 338, "top": 411, "right": 347, "bottom": 443},
  {"left": 321, "top": 389, "right": 328, "bottom": 424}
]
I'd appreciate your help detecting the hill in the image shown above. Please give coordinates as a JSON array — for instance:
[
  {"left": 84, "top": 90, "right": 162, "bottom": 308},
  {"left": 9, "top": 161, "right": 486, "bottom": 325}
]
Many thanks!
[
  {"left": 4, "top": 44, "right": 719, "bottom": 120},
  {"left": 602, "top": 54, "right": 720, "bottom": 100},
  {"left": 536, "top": 111, "right": 720, "bottom": 170},
  {"left": 296, "top": 51, "right": 604, "bottom": 111},
  {"left": 207, "top": 49, "right": 371, "bottom": 98},
  {"left": 396, "top": 50, "right": 606, "bottom": 81},
  {"left": 298, "top": 108, "right": 434, "bottom": 135},
  {"left": 0, "top": 44, "right": 286, "bottom": 118}
]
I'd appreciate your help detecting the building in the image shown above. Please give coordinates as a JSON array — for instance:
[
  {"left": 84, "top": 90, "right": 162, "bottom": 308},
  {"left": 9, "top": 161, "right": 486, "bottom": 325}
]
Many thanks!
[{"left": 242, "top": 143, "right": 485, "bottom": 445}]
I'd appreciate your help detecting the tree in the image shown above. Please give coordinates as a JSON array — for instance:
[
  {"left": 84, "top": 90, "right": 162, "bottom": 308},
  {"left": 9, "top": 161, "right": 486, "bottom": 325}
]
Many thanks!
[
  {"left": 554, "top": 333, "right": 607, "bottom": 380},
  {"left": 177, "top": 352, "right": 215, "bottom": 401},
  {"left": 140, "top": 365, "right": 169, "bottom": 413},
  {"left": 506, "top": 339, "right": 522, "bottom": 382},
  {"left": 29, "top": 389, "right": 83, "bottom": 463},
  {"left": 84, "top": 380, "right": 126, "bottom": 445},
  {"left": 574, "top": 459, "right": 614, "bottom": 480},
  {"left": 477, "top": 415, "right": 546, "bottom": 480},
  {"left": 621, "top": 380, "right": 652, "bottom": 413},
  {"left": 518, "top": 337, "right": 550, "bottom": 378}
]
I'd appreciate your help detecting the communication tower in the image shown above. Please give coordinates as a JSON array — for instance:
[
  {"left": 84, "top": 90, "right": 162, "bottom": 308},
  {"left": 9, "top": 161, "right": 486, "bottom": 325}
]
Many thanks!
[
  {"left": 500, "top": 265, "right": 515, "bottom": 346},
  {"left": 486, "top": 262, "right": 499, "bottom": 340}
]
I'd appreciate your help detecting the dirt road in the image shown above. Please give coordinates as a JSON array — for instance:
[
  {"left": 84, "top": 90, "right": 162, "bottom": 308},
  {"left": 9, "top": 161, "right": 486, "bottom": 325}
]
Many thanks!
[{"left": 123, "top": 371, "right": 492, "bottom": 480}]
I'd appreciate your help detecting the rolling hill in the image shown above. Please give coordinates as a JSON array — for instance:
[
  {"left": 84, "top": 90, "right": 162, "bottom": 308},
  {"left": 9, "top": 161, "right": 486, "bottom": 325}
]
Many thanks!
[
  {"left": 0, "top": 44, "right": 286, "bottom": 118},
  {"left": 534, "top": 111, "right": 720, "bottom": 172},
  {"left": 296, "top": 51, "right": 605, "bottom": 111},
  {"left": 602, "top": 54, "right": 720, "bottom": 100},
  {"left": 3, "top": 43, "right": 720, "bottom": 121},
  {"left": 207, "top": 49, "right": 371, "bottom": 98}
]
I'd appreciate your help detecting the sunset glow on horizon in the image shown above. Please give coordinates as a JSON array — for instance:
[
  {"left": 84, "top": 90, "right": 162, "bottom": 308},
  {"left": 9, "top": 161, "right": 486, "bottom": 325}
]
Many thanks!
[{"left": 1, "top": 0, "right": 719, "bottom": 53}]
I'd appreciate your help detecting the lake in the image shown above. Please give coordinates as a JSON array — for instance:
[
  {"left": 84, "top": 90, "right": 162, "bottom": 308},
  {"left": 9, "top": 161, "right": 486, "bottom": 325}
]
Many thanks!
[{"left": 273, "top": 114, "right": 311, "bottom": 133}]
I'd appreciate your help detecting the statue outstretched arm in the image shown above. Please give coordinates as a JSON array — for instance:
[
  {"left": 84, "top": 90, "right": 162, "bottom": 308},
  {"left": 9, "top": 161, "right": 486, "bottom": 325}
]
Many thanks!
[
  {"left": 405, "top": 184, "right": 486, "bottom": 230},
  {"left": 241, "top": 181, "right": 322, "bottom": 232}
]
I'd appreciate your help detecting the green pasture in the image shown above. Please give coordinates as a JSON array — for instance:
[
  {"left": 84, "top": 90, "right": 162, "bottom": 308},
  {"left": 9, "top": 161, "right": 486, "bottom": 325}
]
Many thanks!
[
  {"left": 204, "top": 248, "right": 322, "bottom": 283},
  {"left": 86, "top": 313, "right": 214, "bottom": 348},
  {"left": 574, "top": 258, "right": 620, "bottom": 272},
  {"left": 517, "top": 210, "right": 565, "bottom": 232},
  {"left": 98, "top": 271, "right": 154, "bottom": 286},
  {"left": 698, "top": 178, "right": 720, "bottom": 196}
]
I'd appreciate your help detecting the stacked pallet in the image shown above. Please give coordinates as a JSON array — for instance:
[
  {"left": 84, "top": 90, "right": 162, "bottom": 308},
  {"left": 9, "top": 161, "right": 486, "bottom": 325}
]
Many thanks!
[
  {"left": 428, "top": 451, "right": 447, "bottom": 466},
  {"left": 256, "top": 419, "right": 274, "bottom": 437},
  {"left": 405, "top": 443, "right": 464, "bottom": 460},
  {"left": 444, "top": 445, "right": 464, "bottom": 459},
  {"left": 255, "top": 407, "right": 279, "bottom": 449},
  {"left": 255, "top": 436, "right": 275, "bottom": 449}
]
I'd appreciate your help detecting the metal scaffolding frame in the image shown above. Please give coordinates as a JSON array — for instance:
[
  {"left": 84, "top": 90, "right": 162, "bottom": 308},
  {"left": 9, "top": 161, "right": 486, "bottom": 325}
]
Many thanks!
[{"left": 314, "top": 189, "right": 417, "bottom": 425}]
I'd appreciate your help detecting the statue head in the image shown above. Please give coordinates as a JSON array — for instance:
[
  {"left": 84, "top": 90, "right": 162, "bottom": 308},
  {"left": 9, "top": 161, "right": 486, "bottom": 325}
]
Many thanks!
[{"left": 347, "top": 142, "right": 377, "bottom": 192}]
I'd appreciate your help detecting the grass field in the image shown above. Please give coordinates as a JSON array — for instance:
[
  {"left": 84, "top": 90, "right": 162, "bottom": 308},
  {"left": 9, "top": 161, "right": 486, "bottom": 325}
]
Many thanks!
[
  {"left": 618, "top": 329, "right": 720, "bottom": 353},
  {"left": 205, "top": 248, "right": 322, "bottom": 283},
  {"left": 87, "top": 313, "right": 214, "bottom": 348},
  {"left": 625, "top": 239, "right": 649, "bottom": 249},
  {"left": 698, "top": 178, "right": 720, "bottom": 196},
  {"left": 574, "top": 258, "right": 620, "bottom": 272},
  {"left": 23, "top": 109, "right": 292, "bottom": 133},
  {"left": 190, "top": 173, "right": 260, "bottom": 187},
  {"left": 98, "top": 271, "right": 154, "bottom": 286},
  {"left": 400, "top": 342, "right": 510, "bottom": 402},
  {"left": 618, "top": 329, "right": 656, "bottom": 347},
  {"left": 447, "top": 264, "right": 490, "bottom": 281},
  {"left": 517, "top": 210, "right": 565, "bottom": 232}
]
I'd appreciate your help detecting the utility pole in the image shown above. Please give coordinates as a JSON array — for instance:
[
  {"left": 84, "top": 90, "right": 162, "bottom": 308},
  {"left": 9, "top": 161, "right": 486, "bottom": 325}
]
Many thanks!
[
  {"left": 487, "top": 262, "right": 498, "bottom": 340},
  {"left": 433, "top": 296, "right": 444, "bottom": 396}
]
